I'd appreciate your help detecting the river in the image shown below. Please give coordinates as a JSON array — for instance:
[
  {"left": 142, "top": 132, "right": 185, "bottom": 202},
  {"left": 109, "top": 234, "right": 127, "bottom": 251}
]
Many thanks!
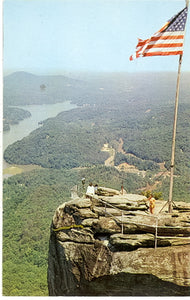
[{"left": 3, "top": 101, "right": 77, "bottom": 175}]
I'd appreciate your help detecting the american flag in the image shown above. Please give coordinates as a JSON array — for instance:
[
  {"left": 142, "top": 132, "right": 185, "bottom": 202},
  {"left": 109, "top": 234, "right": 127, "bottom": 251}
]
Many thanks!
[{"left": 129, "top": 6, "right": 188, "bottom": 61}]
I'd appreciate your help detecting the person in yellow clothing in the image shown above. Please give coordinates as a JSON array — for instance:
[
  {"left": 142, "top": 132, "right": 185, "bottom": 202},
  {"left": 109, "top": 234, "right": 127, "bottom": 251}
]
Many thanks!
[{"left": 148, "top": 195, "right": 155, "bottom": 214}]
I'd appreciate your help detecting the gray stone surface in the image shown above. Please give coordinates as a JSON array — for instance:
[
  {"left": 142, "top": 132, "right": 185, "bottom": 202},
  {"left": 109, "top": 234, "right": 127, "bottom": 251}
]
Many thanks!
[{"left": 48, "top": 189, "right": 190, "bottom": 296}]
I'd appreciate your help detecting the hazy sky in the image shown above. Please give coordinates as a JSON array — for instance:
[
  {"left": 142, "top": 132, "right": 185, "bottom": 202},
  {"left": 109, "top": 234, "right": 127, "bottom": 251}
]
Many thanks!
[{"left": 3, "top": 0, "right": 190, "bottom": 75}]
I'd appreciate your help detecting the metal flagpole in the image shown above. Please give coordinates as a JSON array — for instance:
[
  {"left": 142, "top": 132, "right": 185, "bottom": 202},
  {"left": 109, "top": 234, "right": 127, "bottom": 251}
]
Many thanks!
[
  {"left": 168, "top": 54, "right": 183, "bottom": 213},
  {"left": 167, "top": 0, "right": 189, "bottom": 213}
]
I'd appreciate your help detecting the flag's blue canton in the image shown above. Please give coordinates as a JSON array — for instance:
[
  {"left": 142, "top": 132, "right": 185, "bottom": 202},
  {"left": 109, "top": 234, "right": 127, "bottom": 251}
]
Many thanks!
[{"left": 166, "top": 7, "right": 188, "bottom": 32}]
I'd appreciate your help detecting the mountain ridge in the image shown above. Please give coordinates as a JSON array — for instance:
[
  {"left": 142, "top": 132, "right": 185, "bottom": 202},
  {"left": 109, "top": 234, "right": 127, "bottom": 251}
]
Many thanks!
[{"left": 3, "top": 71, "right": 87, "bottom": 106}]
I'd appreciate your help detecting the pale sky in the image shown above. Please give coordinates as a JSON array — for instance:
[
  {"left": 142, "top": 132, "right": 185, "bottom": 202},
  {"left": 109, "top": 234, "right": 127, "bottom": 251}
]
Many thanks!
[{"left": 3, "top": 0, "right": 190, "bottom": 75}]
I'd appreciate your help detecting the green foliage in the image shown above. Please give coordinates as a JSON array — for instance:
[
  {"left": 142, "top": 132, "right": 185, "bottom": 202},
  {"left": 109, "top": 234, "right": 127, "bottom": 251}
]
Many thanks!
[
  {"left": 3, "top": 169, "right": 75, "bottom": 296},
  {"left": 152, "top": 192, "right": 163, "bottom": 200},
  {"left": 3, "top": 166, "right": 149, "bottom": 296},
  {"left": 4, "top": 73, "right": 190, "bottom": 184},
  {"left": 3, "top": 105, "right": 31, "bottom": 131},
  {"left": 4, "top": 118, "right": 109, "bottom": 168},
  {"left": 115, "top": 152, "right": 159, "bottom": 171},
  {"left": 124, "top": 106, "right": 190, "bottom": 174},
  {"left": 159, "top": 171, "right": 190, "bottom": 202},
  {"left": 3, "top": 261, "right": 48, "bottom": 296},
  {"left": 141, "top": 190, "right": 163, "bottom": 200}
]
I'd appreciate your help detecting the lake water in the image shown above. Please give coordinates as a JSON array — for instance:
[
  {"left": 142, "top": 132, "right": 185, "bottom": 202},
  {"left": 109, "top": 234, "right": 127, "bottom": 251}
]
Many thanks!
[{"left": 3, "top": 101, "right": 77, "bottom": 170}]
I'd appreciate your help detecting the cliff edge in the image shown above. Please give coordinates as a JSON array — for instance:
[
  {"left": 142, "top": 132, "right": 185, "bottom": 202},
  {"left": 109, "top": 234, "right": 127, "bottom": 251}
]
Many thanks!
[{"left": 48, "top": 187, "right": 190, "bottom": 296}]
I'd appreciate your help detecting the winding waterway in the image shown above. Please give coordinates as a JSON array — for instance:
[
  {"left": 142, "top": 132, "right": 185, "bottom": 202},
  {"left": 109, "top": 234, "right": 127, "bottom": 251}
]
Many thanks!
[{"left": 3, "top": 101, "right": 77, "bottom": 175}]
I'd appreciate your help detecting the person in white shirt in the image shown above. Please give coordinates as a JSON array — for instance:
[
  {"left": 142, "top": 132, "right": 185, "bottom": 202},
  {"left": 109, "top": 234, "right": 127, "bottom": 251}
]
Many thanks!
[{"left": 86, "top": 182, "right": 95, "bottom": 198}]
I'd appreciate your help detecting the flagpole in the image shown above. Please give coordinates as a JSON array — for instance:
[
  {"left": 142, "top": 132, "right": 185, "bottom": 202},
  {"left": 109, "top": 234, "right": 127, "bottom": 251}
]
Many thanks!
[
  {"left": 168, "top": 54, "right": 183, "bottom": 213},
  {"left": 130, "top": 3, "right": 189, "bottom": 214},
  {"left": 167, "top": 1, "right": 189, "bottom": 213}
]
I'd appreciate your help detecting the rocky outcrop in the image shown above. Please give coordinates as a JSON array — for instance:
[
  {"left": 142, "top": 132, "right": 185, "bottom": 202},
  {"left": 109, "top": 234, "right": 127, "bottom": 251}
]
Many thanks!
[{"left": 48, "top": 187, "right": 190, "bottom": 296}]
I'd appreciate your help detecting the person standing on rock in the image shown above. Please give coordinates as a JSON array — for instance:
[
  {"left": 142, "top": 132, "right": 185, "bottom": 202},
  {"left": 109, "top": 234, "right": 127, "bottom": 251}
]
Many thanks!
[
  {"left": 94, "top": 184, "right": 98, "bottom": 194},
  {"left": 86, "top": 182, "right": 95, "bottom": 199},
  {"left": 148, "top": 195, "right": 155, "bottom": 214}
]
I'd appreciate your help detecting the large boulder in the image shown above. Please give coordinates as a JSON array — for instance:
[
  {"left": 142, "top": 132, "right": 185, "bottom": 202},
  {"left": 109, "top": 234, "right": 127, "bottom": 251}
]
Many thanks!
[
  {"left": 111, "top": 245, "right": 190, "bottom": 287},
  {"left": 109, "top": 233, "right": 155, "bottom": 251},
  {"left": 92, "top": 217, "right": 121, "bottom": 234},
  {"left": 48, "top": 190, "right": 190, "bottom": 296}
]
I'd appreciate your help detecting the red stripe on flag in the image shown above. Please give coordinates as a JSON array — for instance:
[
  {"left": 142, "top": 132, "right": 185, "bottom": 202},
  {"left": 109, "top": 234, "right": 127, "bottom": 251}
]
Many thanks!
[
  {"left": 150, "top": 35, "right": 184, "bottom": 41},
  {"left": 146, "top": 42, "right": 184, "bottom": 49},
  {"left": 144, "top": 50, "right": 183, "bottom": 57}
]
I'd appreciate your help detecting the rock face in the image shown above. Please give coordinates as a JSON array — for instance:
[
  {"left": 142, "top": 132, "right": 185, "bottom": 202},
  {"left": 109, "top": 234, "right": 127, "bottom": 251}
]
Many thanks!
[{"left": 48, "top": 188, "right": 190, "bottom": 296}]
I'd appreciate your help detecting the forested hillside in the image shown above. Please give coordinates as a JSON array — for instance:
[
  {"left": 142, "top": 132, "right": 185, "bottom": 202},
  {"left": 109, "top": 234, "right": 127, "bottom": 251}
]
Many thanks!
[
  {"left": 4, "top": 101, "right": 190, "bottom": 172},
  {"left": 3, "top": 106, "right": 31, "bottom": 131},
  {"left": 3, "top": 71, "right": 190, "bottom": 296},
  {"left": 4, "top": 72, "right": 190, "bottom": 194},
  {"left": 3, "top": 166, "right": 148, "bottom": 295}
]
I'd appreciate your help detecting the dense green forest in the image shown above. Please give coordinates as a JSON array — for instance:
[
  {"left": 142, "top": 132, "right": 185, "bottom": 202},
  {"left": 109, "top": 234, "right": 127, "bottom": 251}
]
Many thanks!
[
  {"left": 3, "top": 166, "right": 149, "bottom": 295},
  {"left": 3, "top": 105, "right": 31, "bottom": 131},
  {"left": 5, "top": 102, "right": 190, "bottom": 172},
  {"left": 3, "top": 71, "right": 190, "bottom": 296},
  {"left": 4, "top": 76, "right": 190, "bottom": 182}
]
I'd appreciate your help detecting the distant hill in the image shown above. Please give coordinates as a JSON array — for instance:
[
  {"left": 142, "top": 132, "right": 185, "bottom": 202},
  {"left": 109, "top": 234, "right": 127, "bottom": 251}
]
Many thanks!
[
  {"left": 3, "top": 71, "right": 87, "bottom": 106},
  {"left": 4, "top": 71, "right": 190, "bottom": 107},
  {"left": 3, "top": 106, "right": 31, "bottom": 131}
]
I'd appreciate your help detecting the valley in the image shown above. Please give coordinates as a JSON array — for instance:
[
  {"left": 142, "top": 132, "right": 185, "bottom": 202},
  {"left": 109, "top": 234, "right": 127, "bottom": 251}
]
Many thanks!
[{"left": 2, "top": 71, "right": 190, "bottom": 296}]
